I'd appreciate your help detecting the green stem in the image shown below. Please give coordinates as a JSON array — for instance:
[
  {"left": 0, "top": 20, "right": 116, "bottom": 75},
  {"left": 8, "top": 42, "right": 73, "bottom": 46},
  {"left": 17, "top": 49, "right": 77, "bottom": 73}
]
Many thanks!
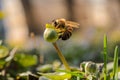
[{"left": 52, "top": 42, "right": 71, "bottom": 71}]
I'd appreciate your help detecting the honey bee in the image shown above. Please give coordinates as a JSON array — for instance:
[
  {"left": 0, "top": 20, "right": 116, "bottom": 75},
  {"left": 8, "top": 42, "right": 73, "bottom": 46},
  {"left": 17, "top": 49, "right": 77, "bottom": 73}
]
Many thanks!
[{"left": 52, "top": 18, "right": 79, "bottom": 40}]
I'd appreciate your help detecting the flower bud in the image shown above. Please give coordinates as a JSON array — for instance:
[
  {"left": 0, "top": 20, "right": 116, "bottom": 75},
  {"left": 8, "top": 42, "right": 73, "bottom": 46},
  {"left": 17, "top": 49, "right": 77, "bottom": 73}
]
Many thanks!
[
  {"left": 44, "top": 28, "right": 58, "bottom": 42},
  {"left": 85, "top": 61, "right": 97, "bottom": 74}
]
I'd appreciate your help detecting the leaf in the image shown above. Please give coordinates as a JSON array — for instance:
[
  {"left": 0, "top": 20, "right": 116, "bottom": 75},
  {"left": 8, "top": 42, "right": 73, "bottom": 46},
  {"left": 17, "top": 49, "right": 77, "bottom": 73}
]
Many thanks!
[
  {"left": 113, "top": 46, "right": 119, "bottom": 80},
  {"left": 103, "top": 34, "right": 108, "bottom": 80},
  {"left": 39, "top": 72, "right": 71, "bottom": 80},
  {"left": 14, "top": 53, "right": 37, "bottom": 67},
  {"left": 57, "top": 69, "right": 85, "bottom": 78},
  {"left": 0, "top": 59, "right": 6, "bottom": 69},
  {"left": 37, "top": 64, "right": 52, "bottom": 72},
  {"left": 0, "top": 46, "right": 9, "bottom": 58}
]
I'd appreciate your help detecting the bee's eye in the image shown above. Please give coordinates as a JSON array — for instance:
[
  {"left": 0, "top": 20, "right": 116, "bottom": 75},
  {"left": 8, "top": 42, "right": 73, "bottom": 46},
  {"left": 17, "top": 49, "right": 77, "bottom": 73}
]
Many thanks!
[{"left": 54, "top": 21, "right": 58, "bottom": 27}]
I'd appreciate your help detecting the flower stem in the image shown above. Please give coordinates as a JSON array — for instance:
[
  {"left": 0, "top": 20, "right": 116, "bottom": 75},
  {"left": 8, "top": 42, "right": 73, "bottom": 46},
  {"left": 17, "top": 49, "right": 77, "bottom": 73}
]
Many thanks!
[{"left": 52, "top": 42, "right": 71, "bottom": 71}]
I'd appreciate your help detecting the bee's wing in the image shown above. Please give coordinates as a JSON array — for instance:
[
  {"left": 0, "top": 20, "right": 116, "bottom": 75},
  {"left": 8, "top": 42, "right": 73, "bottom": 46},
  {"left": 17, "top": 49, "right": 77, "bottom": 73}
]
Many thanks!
[{"left": 66, "top": 21, "right": 80, "bottom": 28}]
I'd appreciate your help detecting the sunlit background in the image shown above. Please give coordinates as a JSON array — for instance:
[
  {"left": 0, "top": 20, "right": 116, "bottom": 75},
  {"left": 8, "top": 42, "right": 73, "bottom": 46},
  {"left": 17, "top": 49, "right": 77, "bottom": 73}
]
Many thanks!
[{"left": 0, "top": 0, "right": 120, "bottom": 66}]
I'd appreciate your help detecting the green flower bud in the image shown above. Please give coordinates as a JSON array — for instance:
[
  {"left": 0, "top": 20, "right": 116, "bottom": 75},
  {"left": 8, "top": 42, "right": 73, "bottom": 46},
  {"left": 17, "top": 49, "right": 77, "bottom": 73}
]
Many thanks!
[
  {"left": 44, "top": 28, "right": 58, "bottom": 42},
  {"left": 85, "top": 62, "right": 97, "bottom": 74},
  {"left": 80, "top": 62, "right": 86, "bottom": 72}
]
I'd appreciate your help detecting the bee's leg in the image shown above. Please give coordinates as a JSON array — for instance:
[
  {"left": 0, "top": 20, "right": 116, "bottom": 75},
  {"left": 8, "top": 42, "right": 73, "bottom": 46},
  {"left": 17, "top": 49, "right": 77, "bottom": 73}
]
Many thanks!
[
  {"left": 67, "top": 26, "right": 73, "bottom": 32},
  {"left": 67, "top": 31, "right": 72, "bottom": 37},
  {"left": 58, "top": 32, "right": 63, "bottom": 39},
  {"left": 56, "top": 24, "right": 61, "bottom": 29},
  {"left": 59, "top": 35, "right": 62, "bottom": 39}
]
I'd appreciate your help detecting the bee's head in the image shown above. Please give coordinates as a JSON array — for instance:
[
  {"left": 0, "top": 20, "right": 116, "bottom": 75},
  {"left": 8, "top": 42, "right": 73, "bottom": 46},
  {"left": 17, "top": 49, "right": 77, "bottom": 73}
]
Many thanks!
[
  {"left": 52, "top": 18, "right": 66, "bottom": 28},
  {"left": 52, "top": 19, "right": 58, "bottom": 27}
]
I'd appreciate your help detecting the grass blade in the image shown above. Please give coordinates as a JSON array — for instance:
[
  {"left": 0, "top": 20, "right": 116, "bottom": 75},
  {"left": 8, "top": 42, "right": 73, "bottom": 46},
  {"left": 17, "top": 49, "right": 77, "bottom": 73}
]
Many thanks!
[
  {"left": 103, "top": 34, "right": 108, "bottom": 80},
  {"left": 113, "top": 46, "right": 118, "bottom": 80}
]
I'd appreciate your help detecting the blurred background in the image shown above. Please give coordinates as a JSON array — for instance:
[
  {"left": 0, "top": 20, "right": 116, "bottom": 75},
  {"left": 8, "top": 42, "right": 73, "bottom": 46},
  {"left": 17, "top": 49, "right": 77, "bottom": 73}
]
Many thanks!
[{"left": 0, "top": 0, "right": 120, "bottom": 66}]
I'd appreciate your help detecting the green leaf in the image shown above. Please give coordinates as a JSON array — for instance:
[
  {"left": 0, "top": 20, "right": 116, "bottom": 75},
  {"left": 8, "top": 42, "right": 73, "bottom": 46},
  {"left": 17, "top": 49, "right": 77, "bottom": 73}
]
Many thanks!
[
  {"left": 103, "top": 34, "right": 108, "bottom": 80},
  {"left": 37, "top": 64, "right": 52, "bottom": 72},
  {"left": 113, "top": 46, "right": 119, "bottom": 80},
  {"left": 39, "top": 72, "right": 71, "bottom": 80},
  {"left": 46, "top": 24, "right": 54, "bottom": 29},
  {"left": 14, "top": 53, "right": 37, "bottom": 67},
  {"left": 0, "top": 46, "right": 9, "bottom": 58},
  {"left": 0, "top": 59, "right": 6, "bottom": 69},
  {"left": 57, "top": 69, "right": 85, "bottom": 78}
]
